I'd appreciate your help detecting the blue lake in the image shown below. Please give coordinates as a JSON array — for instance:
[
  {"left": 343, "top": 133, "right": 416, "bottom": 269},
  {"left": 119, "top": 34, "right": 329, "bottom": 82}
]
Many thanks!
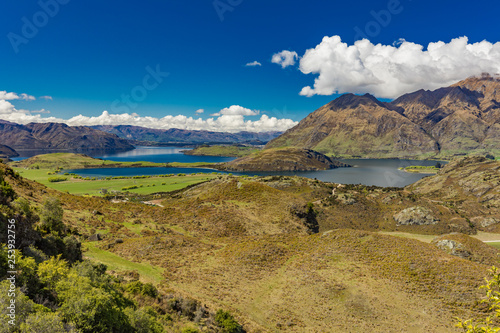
[
  {"left": 90, "top": 146, "right": 235, "bottom": 164},
  {"left": 60, "top": 147, "right": 445, "bottom": 188}
]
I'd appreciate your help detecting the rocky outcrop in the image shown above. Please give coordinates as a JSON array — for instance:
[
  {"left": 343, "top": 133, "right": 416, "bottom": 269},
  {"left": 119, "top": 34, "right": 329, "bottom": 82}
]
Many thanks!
[
  {"left": 220, "top": 148, "right": 350, "bottom": 172},
  {"left": 393, "top": 206, "right": 439, "bottom": 226},
  {"left": 433, "top": 239, "right": 471, "bottom": 259},
  {"left": 408, "top": 157, "right": 500, "bottom": 231},
  {"left": 471, "top": 216, "right": 499, "bottom": 228},
  {"left": 431, "top": 233, "right": 500, "bottom": 266}
]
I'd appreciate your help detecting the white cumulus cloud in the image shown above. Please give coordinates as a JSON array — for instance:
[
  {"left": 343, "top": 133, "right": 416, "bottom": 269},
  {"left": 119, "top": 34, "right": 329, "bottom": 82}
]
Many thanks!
[
  {"left": 0, "top": 93, "right": 297, "bottom": 133},
  {"left": 271, "top": 50, "right": 299, "bottom": 68},
  {"left": 294, "top": 36, "right": 500, "bottom": 99},
  {"left": 0, "top": 91, "right": 35, "bottom": 101},
  {"left": 210, "top": 105, "right": 259, "bottom": 117},
  {"left": 245, "top": 61, "right": 262, "bottom": 67},
  {"left": 195, "top": 109, "right": 204, "bottom": 114}
]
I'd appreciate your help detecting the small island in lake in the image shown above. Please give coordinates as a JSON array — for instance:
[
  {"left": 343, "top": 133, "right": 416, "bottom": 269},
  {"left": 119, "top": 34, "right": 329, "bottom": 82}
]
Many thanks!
[{"left": 218, "top": 148, "right": 351, "bottom": 172}]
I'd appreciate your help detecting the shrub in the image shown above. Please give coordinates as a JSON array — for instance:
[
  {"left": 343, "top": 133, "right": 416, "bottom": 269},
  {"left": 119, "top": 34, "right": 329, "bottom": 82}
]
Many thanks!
[
  {"left": 23, "top": 245, "right": 48, "bottom": 264},
  {"left": 56, "top": 274, "right": 133, "bottom": 333},
  {"left": 181, "top": 328, "right": 200, "bottom": 333},
  {"left": 0, "top": 280, "right": 35, "bottom": 332},
  {"left": 62, "top": 235, "right": 82, "bottom": 263},
  {"left": 20, "top": 312, "right": 66, "bottom": 333},
  {"left": 141, "top": 283, "right": 158, "bottom": 298},
  {"left": 0, "top": 174, "right": 15, "bottom": 205},
  {"left": 37, "top": 255, "right": 69, "bottom": 289},
  {"left": 14, "top": 197, "right": 32, "bottom": 217},
  {"left": 125, "top": 281, "right": 158, "bottom": 298},
  {"left": 124, "top": 307, "right": 165, "bottom": 333},
  {"left": 215, "top": 309, "right": 243, "bottom": 333},
  {"left": 48, "top": 176, "right": 68, "bottom": 183},
  {"left": 122, "top": 185, "right": 139, "bottom": 191},
  {"left": 39, "top": 198, "right": 64, "bottom": 234}
]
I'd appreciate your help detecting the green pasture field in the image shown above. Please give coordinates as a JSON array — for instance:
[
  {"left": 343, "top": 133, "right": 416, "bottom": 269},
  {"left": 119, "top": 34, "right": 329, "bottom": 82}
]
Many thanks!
[{"left": 14, "top": 167, "right": 219, "bottom": 196}]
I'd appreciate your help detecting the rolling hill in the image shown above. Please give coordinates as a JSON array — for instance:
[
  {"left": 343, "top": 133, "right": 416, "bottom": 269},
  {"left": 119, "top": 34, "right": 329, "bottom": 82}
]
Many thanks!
[{"left": 2, "top": 155, "right": 499, "bottom": 332}]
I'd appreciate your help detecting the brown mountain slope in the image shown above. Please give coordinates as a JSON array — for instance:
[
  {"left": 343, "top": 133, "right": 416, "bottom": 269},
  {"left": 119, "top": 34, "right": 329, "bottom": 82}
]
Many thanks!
[
  {"left": 267, "top": 74, "right": 500, "bottom": 158},
  {"left": 0, "top": 121, "right": 134, "bottom": 151},
  {"left": 267, "top": 94, "right": 438, "bottom": 158},
  {"left": 392, "top": 74, "right": 500, "bottom": 156}
]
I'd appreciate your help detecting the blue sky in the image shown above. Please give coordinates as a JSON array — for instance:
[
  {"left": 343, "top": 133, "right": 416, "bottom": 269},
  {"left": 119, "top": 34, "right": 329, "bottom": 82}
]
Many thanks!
[{"left": 1, "top": 0, "right": 499, "bottom": 132}]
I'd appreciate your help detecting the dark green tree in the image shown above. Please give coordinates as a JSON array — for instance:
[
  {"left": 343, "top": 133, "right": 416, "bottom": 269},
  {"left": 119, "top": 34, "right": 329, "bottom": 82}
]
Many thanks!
[{"left": 40, "top": 198, "right": 64, "bottom": 234}]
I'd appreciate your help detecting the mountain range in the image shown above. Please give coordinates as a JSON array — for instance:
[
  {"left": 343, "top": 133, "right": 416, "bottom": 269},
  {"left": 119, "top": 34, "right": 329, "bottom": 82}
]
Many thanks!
[
  {"left": 267, "top": 74, "right": 500, "bottom": 158},
  {"left": 0, "top": 121, "right": 134, "bottom": 152},
  {"left": 2, "top": 74, "right": 499, "bottom": 158},
  {"left": 92, "top": 125, "right": 282, "bottom": 145}
]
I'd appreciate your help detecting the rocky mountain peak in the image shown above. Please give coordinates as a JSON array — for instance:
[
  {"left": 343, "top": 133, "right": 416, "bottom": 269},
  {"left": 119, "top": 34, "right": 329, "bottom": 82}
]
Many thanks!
[{"left": 326, "top": 93, "right": 386, "bottom": 110}]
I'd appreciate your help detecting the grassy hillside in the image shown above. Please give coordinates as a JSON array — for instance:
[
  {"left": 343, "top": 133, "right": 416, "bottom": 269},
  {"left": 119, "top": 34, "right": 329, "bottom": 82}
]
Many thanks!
[{"left": 2, "top": 157, "right": 500, "bottom": 331}]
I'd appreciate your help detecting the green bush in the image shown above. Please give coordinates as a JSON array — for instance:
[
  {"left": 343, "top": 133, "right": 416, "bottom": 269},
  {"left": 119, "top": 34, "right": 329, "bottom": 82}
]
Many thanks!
[
  {"left": 215, "top": 309, "right": 243, "bottom": 333},
  {"left": 0, "top": 174, "right": 15, "bottom": 205},
  {"left": 181, "top": 328, "right": 200, "bottom": 333},
  {"left": 48, "top": 176, "right": 68, "bottom": 183},
  {"left": 39, "top": 198, "right": 64, "bottom": 234},
  {"left": 62, "top": 235, "right": 82, "bottom": 263},
  {"left": 122, "top": 185, "right": 139, "bottom": 191},
  {"left": 20, "top": 312, "right": 67, "bottom": 333},
  {"left": 125, "top": 281, "right": 158, "bottom": 298},
  {"left": 0, "top": 280, "right": 35, "bottom": 332},
  {"left": 14, "top": 197, "right": 32, "bottom": 217},
  {"left": 56, "top": 274, "right": 134, "bottom": 333},
  {"left": 124, "top": 307, "right": 165, "bottom": 333}
]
